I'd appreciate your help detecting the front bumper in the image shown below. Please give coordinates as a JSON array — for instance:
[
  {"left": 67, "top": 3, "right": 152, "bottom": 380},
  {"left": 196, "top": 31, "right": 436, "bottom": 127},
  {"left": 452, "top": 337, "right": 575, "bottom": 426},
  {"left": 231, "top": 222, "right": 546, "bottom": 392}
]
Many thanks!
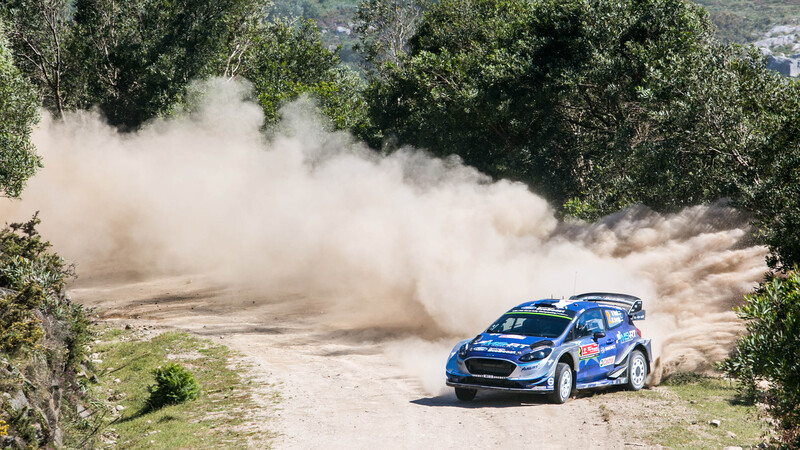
[{"left": 445, "top": 374, "right": 555, "bottom": 392}]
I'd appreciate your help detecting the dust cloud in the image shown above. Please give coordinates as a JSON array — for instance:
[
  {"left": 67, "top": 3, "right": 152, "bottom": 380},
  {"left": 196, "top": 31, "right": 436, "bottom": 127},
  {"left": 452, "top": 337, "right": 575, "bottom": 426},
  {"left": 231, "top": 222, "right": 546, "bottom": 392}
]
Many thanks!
[{"left": 0, "top": 79, "right": 768, "bottom": 386}]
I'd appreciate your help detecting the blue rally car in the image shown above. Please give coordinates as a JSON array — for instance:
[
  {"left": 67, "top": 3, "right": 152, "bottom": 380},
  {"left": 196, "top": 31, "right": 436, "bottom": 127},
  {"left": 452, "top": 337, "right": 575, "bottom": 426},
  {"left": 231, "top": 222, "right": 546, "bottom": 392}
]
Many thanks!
[{"left": 445, "top": 292, "right": 652, "bottom": 403}]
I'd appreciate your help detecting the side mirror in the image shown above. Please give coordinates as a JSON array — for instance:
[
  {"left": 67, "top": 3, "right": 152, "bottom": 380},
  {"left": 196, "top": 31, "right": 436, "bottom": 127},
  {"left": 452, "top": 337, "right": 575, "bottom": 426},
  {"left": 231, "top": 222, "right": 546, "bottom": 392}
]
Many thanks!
[{"left": 593, "top": 331, "right": 606, "bottom": 341}]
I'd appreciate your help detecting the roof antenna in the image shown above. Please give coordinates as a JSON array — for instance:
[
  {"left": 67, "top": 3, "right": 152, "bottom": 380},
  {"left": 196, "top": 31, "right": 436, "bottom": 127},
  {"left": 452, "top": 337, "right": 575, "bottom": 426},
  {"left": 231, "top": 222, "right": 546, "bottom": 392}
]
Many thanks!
[{"left": 573, "top": 271, "right": 578, "bottom": 296}]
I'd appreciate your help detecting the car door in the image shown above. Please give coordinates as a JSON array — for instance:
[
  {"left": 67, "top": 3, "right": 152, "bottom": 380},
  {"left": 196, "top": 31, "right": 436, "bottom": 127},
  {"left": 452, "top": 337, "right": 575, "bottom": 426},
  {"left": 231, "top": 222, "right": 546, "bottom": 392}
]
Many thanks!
[
  {"left": 572, "top": 309, "right": 616, "bottom": 383},
  {"left": 598, "top": 308, "right": 625, "bottom": 373}
]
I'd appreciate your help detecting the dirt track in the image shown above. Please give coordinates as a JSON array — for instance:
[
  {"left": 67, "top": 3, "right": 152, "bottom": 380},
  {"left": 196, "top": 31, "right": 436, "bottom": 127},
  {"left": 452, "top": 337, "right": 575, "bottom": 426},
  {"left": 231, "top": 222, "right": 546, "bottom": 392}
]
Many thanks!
[{"left": 70, "top": 274, "right": 678, "bottom": 449}]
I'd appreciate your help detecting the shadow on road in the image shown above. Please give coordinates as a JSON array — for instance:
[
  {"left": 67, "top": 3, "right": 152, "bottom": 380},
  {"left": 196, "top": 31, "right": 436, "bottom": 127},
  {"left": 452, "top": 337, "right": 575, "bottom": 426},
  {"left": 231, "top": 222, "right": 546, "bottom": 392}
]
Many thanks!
[
  {"left": 411, "top": 390, "right": 553, "bottom": 408},
  {"left": 411, "top": 385, "right": 629, "bottom": 408}
]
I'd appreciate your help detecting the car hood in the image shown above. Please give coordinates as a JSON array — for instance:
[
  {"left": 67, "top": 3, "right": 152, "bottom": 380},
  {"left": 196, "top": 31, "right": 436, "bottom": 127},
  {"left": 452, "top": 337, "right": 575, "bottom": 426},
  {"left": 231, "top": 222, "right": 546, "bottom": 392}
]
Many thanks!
[{"left": 467, "top": 333, "right": 555, "bottom": 358}]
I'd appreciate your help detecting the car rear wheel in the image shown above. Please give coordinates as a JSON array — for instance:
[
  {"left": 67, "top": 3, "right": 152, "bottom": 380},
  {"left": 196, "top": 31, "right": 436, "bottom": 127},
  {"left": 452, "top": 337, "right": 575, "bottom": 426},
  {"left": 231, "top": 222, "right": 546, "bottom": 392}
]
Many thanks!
[
  {"left": 548, "top": 362, "right": 573, "bottom": 404},
  {"left": 627, "top": 350, "right": 647, "bottom": 391},
  {"left": 455, "top": 387, "right": 477, "bottom": 401}
]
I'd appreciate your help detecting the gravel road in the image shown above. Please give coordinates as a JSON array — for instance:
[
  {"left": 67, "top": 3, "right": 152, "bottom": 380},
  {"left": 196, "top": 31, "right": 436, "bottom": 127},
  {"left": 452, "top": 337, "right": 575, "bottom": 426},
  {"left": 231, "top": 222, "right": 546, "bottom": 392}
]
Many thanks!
[{"left": 71, "top": 274, "right": 671, "bottom": 449}]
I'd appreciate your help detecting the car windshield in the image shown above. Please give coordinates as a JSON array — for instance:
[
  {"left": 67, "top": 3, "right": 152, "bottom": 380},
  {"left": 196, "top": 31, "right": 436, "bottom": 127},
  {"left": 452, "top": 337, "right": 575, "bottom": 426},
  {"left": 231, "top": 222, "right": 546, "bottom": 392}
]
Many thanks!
[{"left": 486, "top": 312, "right": 574, "bottom": 338}]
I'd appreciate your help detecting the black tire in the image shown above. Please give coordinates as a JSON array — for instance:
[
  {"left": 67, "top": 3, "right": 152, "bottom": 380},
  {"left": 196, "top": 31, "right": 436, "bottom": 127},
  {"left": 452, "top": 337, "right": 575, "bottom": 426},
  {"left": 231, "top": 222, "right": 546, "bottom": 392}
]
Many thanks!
[
  {"left": 626, "top": 350, "right": 647, "bottom": 391},
  {"left": 548, "top": 362, "right": 573, "bottom": 404},
  {"left": 455, "top": 387, "right": 477, "bottom": 401}
]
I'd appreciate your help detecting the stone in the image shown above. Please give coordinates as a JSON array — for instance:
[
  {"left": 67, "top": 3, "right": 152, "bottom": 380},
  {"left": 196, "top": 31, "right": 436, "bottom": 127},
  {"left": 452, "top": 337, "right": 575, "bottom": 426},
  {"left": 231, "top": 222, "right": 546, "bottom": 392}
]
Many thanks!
[
  {"left": 77, "top": 404, "right": 92, "bottom": 419},
  {"left": 767, "top": 55, "right": 800, "bottom": 77},
  {"left": 709, "top": 419, "right": 721, "bottom": 427},
  {"left": 10, "top": 389, "right": 29, "bottom": 412}
]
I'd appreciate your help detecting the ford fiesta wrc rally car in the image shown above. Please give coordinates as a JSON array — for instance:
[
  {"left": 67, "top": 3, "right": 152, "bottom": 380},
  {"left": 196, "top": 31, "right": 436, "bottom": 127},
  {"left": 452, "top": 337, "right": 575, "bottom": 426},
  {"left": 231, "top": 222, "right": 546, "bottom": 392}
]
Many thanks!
[{"left": 445, "top": 292, "right": 652, "bottom": 403}]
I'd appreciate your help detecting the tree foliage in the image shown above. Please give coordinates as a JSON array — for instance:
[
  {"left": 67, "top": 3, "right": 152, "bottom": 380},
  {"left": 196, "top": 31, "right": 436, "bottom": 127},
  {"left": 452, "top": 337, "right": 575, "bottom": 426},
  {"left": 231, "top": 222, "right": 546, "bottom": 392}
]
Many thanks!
[
  {"left": 363, "top": 0, "right": 786, "bottom": 215},
  {"left": 745, "top": 80, "right": 800, "bottom": 271},
  {"left": 240, "top": 19, "right": 369, "bottom": 130},
  {"left": 70, "top": 0, "right": 266, "bottom": 129},
  {"left": 0, "top": 0, "right": 72, "bottom": 116},
  {"left": 0, "top": 21, "right": 40, "bottom": 199},
  {"left": 3, "top": 0, "right": 366, "bottom": 131},
  {"left": 354, "top": 0, "right": 425, "bottom": 75},
  {"left": 721, "top": 272, "right": 800, "bottom": 448}
]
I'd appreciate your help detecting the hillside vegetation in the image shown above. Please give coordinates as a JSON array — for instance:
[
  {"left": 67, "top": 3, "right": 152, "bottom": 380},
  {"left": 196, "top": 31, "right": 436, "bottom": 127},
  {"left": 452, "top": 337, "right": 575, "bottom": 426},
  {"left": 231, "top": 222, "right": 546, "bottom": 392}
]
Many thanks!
[
  {"left": 694, "top": 0, "right": 800, "bottom": 42},
  {"left": 284, "top": 0, "right": 800, "bottom": 57}
]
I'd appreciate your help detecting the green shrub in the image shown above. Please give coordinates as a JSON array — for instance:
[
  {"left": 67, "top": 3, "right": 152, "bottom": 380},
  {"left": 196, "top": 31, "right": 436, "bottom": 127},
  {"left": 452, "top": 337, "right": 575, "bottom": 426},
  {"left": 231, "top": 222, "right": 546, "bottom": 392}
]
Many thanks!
[
  {"left": 721, "top": 270, "right": 800, "bottom": 448},
  {"left": 0, "top": 213, "right": 74, "bottom": 295},
  {"left": 148, "top": 363, "right": 200, "bottom": 409},
  {"left": 0, "top": 285, "right": 46, "bottom": 355}
]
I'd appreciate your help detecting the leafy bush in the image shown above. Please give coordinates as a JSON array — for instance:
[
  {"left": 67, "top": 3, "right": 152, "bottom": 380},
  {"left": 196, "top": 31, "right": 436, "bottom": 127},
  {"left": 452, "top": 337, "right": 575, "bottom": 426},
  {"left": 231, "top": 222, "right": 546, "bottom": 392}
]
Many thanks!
[
  {"left": 0, "top": 284, "right": 45, "bottom": 355},
  {"left": 148, "top": 363, "right": 200, "bottom": 409},
  {"left": 721, "top": 271, "right": 800, "bottom": 448},
  {"left": 0, "top": 213, "right": 74, "bottom": 295},
  {"left": 0, "top": 214, "right": 86, "bottom": 359}
]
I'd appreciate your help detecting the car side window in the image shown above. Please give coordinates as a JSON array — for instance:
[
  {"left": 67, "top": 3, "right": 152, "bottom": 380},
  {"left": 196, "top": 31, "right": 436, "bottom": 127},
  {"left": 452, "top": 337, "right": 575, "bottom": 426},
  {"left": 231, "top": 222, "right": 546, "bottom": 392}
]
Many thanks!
[
  {"left": 603, "top": 308, "right": 625, "bottom": 329},
  {"left": 573, "top": 309, "right": 605, "bottom": 339}
]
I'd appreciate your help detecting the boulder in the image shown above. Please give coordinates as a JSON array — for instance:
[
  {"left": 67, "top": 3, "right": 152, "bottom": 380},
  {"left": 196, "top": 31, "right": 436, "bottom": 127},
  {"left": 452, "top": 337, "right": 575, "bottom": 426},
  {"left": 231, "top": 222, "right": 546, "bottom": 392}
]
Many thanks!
[{"left": 767, "top": 55, "right": 800, "bottom": 77}]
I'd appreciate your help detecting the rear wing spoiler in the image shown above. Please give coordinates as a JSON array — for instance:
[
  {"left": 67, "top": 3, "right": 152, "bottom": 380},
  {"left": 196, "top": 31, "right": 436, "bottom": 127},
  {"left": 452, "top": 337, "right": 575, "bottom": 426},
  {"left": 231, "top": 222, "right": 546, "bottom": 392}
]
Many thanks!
[{"left": 569, "top": 292, "right": 646, "bottom": 320}]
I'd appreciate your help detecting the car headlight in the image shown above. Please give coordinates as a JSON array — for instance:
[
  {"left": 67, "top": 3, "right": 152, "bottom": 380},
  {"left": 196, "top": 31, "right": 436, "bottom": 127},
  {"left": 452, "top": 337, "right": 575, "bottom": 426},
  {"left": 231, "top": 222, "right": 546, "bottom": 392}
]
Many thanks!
[
  {"left": 458, "top": 344, "right": 469, "bottom": 359},
  {"left": 519, "top": 347, "right": 552, "bottom": 362}
]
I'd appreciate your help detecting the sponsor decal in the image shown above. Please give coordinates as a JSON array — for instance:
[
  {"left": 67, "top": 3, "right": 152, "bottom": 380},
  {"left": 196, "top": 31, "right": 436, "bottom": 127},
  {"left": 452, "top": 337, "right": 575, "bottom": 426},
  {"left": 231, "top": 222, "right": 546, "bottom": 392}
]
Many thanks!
[
  {"left": 601, "top": 344, "right": 616, "bottom": 353},
  {"left": 547, "top": 377, "right": 554, "bottom": 386},
  {"left": 472, "top": 346, "right": 488, "bottom": 352},
  {"left": 478, "top": 340, "right": 528, "bottom": 349},
  {"left": 499, "top": 334, "right": 526, "bottom": 339},
  {"left": 529, "top": 386, "right": 550, "bottom": 391},
  {"left": 521, "top": 364, "right": 540, "bottom": 371},
  {"left": 489, "top": 348, "right": 517, "bottom": 355},
  {"left": 599, "top": 356, "right": 615, "bottom": 367},
  {"left": 605, "top": 310, "right": 624, "bottom": 327},
  {"left": 580, "top": 343, "right": 599, "bottom": 359},
  {"left": 498, "top": 342, "right": 528, "bottom": 349},
  {"left": 616, "top": 330, "right": 637, "bottom": 344},
  {"left": 487, "top": 348, "right": 518, "bottom": 354},
  {"left": 510, "top": 306, "right": 571, "bottom": 317}
]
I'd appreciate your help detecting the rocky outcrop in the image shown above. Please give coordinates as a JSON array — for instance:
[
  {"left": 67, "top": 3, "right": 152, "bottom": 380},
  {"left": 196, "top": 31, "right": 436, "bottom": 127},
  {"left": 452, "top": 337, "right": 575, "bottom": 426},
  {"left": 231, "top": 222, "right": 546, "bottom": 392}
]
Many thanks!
[
  {"left": 754, "top": 25, "right": 800, "bottom": 78},
  {"left": 767, "top": 54, "right": 800, "bottom": 77}
]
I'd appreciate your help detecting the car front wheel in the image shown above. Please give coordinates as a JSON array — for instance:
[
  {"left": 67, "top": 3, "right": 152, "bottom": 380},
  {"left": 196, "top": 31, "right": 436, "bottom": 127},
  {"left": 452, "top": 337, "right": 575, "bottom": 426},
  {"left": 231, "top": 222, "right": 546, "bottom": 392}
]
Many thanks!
[
  {"left": 548, "top": 362, "right": 573, "bottom": 404},
  {"left": 455, "top": 387, "right": 476, "bottom": 401},
  {"left": 627, "top": 350, "right": 647, "bottom": 391}
]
